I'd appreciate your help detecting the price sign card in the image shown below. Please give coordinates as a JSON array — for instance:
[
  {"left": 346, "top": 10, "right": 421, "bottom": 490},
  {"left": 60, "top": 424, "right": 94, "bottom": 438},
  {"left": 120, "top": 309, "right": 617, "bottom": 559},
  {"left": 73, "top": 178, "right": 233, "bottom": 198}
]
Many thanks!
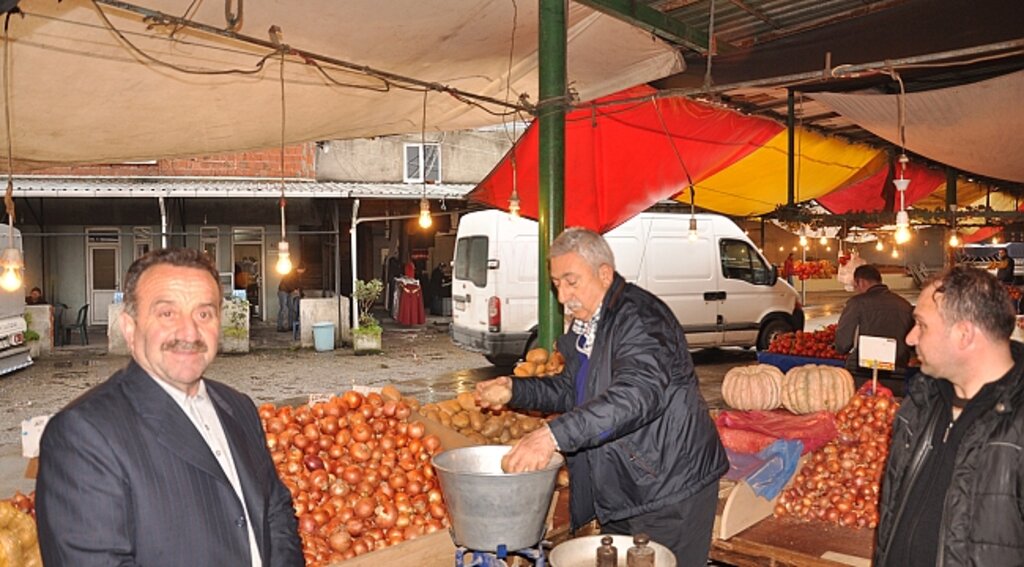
[{"left": 859, "top": 335, "right": 897, "bottom": 371}]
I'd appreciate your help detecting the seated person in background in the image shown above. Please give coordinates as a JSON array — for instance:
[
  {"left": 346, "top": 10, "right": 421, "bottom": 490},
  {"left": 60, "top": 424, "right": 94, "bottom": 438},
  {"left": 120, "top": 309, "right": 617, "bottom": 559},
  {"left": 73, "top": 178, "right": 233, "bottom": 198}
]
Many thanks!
[
  {"left": 26, "top": 286, "right": 44, "bottom": 305},
  {"left": 835, "top": 264, "right": 915, "bottom": 376}
]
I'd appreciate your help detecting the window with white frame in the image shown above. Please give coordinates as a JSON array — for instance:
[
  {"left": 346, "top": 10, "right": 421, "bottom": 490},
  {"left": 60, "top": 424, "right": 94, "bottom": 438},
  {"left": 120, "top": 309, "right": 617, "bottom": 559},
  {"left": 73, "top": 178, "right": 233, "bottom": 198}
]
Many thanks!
[
  {"left": 403, "top": 143, "right": 441, "bottom": 184},
  {"left": 200, "top": 227, "right": 219, "bottom": 266},
  {"left": 133, "top": 227, "right": 153, "bottom": 259}
]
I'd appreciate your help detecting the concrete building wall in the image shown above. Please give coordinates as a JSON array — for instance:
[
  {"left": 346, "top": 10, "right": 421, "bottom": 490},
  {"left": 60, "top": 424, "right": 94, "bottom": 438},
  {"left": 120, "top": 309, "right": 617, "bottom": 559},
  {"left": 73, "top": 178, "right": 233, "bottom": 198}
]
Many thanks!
[{"left": 316, "top": 129, "right": 514, "bottom": 184}]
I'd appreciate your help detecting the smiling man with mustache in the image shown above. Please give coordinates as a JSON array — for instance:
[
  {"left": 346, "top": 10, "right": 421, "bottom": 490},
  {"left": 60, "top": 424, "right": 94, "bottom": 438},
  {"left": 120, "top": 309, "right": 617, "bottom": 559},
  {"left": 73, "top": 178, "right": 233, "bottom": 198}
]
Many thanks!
[{"left": 37, "top": 248, "right": 302, "bottom": 567}]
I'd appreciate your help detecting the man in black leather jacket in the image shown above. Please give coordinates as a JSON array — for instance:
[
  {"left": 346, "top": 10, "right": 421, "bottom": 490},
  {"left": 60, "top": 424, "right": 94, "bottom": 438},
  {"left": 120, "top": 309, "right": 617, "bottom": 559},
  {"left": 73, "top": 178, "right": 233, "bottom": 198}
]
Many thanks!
[
  {"left": 476, "top": 227, "right": 727, "bottom": 567},
  {"left": 874, "top": 266, "right": 1024, "bottom": 566}
]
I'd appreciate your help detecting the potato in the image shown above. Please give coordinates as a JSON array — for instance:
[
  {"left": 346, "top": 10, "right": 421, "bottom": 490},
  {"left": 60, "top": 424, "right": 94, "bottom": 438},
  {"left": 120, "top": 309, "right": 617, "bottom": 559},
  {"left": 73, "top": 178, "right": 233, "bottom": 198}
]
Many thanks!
[
  {"left": 438, "top": 398, "right": 463, "bottom": 416},
  {"left": 451, "top": 412, "right": 471, "bottom": 429},
  {"left": 424, "top": 409, "right": 441, "bottom": 424},
  {"left": 520, "top": 416, "right": 541, "bottom": 433},
  {"left": 457, "top": 392, "right": 477, "bottom": 411},
  {"left": 525, "top": 348, "right": 549, "bottom": 365},
  {"left": 508, "top": 422, "right": 523, "bottom": 439},
  {"left": 468, "top": 432, "right": 489, "bottom": 445},
  {"left": 380, "top": 385, "right": 402, "bottom": 402},
  {"left": 468, "top": 410, "right": 485, "bottom": 432},
  {"left": 438, "top": 411, "right": 452, "bottom": 427},
  {"left": 480, "top": 383, "right": 511, "bottom": 408},
  {"left": 498, "top": 429, "right": 512, "bottom": 444},
  {"left": 403, "top": 397, "right": 420, "bottom": 412},
  {"left": 513, "top": 362, "right": 537, "bottom": 377},
  {"left": 480, "top": 415, "right": 504, "bottom": 438}
]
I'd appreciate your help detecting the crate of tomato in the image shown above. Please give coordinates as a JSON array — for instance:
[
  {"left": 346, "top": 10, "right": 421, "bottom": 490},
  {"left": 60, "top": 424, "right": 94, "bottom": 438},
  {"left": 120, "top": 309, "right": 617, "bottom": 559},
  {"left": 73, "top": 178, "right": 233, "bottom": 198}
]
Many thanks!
[{"left": 758, "top": 325, "right": 846, "bottom": 373}]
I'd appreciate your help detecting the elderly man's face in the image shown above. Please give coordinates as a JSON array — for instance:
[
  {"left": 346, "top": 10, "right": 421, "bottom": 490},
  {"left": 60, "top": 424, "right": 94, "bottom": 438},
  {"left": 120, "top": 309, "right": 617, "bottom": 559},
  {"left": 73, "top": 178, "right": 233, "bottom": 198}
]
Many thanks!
[
  {"left": 120, "top": 264, "right": 221, "bottom": 396},
  {"left": 550, "top": 252, "right": 613, "bottom": 322}
]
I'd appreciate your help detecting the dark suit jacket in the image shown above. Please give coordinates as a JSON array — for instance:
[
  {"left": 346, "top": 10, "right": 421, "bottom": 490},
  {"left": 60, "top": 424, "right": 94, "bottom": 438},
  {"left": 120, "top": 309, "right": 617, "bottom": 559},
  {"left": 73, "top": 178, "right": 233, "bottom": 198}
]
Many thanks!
[{"left": 36, "top": 360, "right": 303, "bottom": 566}]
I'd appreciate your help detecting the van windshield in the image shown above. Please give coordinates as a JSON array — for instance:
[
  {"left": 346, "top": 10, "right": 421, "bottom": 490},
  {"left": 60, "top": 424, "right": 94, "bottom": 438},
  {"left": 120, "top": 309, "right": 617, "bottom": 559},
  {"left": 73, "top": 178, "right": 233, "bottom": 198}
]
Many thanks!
[
  {"left": 455, "top": 236, "right": 489, "bottom": 287},
  {"left": 720, "top": 239, "right": 772, "bottom": 285}
]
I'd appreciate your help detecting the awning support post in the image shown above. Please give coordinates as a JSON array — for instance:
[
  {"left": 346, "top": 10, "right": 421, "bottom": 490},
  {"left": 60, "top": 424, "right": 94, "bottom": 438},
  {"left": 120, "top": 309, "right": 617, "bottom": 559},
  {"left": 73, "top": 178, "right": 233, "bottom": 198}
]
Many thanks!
[{"left": 537, "top": 0, "right": 567, "bottom": 351}]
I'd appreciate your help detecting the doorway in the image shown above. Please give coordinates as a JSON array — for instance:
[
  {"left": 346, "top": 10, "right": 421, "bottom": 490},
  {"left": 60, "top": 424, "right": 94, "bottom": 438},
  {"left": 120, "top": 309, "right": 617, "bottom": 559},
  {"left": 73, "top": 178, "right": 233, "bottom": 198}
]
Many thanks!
[
  {"left": 232, "top": 227, "right": 264, "bottom": 320},
  {"left": 86, "top": 228, "right": 121, "bottom": 325}
]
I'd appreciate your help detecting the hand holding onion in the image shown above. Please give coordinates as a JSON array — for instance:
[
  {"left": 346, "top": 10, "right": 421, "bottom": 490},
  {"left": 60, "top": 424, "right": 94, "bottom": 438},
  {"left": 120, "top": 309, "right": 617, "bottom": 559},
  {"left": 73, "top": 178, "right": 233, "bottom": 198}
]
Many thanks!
[{"left": 475, "top": 377, "right": 512, "bottom": 410}]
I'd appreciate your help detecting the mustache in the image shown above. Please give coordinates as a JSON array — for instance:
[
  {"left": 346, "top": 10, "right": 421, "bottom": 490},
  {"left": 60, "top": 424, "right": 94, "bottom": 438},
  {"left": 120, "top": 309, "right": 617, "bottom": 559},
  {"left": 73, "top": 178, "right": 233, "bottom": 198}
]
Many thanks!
[
  {"left": 161, "top": 340, "right": 208, "bottom": 353},
  {"left": 565, "top": 300, "right": 583, "bottom": 311}
]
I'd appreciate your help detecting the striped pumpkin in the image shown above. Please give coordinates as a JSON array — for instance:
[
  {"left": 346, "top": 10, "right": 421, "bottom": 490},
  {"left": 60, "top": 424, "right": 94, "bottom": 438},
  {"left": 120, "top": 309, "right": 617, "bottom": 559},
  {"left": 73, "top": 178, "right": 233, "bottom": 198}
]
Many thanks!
[
  {"left": 722, "top": 364, "right": 784, "bottom": 410},
  {"left": 781, "top": 364, "right": 855, "bottom": 414}
]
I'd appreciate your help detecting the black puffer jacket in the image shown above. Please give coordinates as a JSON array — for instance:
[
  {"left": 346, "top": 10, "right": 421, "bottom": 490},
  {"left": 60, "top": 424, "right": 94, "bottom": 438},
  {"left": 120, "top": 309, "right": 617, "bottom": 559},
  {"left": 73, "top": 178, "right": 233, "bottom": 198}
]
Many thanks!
[
  {"left": 874, "top": 341, "right": 1024, "bottom": 566},
  {"left": 511, "top": 273, "right": 728, "bottom": 530}
]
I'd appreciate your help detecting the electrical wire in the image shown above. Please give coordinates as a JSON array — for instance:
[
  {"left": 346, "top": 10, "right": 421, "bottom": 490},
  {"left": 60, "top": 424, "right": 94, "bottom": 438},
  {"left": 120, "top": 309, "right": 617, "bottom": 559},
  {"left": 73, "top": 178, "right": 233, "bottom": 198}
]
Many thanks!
[{"left": 3, "top": 12, "right": 15, "bottom": 235}]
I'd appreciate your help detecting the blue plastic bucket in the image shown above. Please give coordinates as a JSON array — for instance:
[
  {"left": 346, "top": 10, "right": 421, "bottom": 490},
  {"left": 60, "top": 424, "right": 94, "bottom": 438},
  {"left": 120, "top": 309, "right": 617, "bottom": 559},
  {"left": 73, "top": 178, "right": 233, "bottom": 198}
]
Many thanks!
[{"left": 312, "top": 322, "right": 335, "bottom": 352}]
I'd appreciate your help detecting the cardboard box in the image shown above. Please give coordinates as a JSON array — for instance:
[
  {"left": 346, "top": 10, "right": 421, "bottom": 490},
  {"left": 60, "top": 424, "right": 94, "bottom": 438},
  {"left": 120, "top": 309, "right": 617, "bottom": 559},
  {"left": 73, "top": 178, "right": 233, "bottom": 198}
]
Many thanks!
[
  {"left": 25, "top": 457, "right": 38, "bottom": 479},
  {"left": 21, "top": 414, "right": 52, "bottom": 458}
]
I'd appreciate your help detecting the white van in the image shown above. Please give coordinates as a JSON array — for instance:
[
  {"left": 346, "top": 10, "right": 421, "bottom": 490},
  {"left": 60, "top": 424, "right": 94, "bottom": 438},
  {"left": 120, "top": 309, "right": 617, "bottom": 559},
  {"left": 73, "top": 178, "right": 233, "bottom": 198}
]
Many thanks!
[{"left": 450, "top": 210, "right": 804, "bottom": 366}]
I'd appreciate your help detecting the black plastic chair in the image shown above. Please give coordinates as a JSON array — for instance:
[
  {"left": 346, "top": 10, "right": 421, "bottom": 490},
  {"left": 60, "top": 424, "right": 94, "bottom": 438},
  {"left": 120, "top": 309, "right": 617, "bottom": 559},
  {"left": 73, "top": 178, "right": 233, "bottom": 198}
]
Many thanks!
[
  {"left": 65, "top": 304, "right": 89, "bottom": 346},
  {"left": 53, "top": 303, "right": 68, "bottom": 347}
]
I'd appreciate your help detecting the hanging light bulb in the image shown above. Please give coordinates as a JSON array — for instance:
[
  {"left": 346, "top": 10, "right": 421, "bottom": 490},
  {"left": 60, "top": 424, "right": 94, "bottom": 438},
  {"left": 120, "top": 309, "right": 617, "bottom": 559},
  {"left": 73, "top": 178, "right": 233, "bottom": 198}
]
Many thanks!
[
  {"left": 875, "top": 240, "right": 884, "bottom": 252},
  {"left": 948, "top": 232, "right": 960, "bottom": 247},
  {"left": 418, "top": 198, "right": 433, "bottom": 229},
  {"left": 508, "top": 191, "right": 520, "bottom": 218},
  {"left": 0, "top": 247, "right": 23, "bottom": 292},
  {"left": 799, "top": 234, "right": 808, "bottom": 247},
  {"left": 687, "top": 216, "right": 698, "bottom": 241},
  {"left": 891, "top": 247, "right": 899, "bottom": 259},
  {"left": 275, "top": 241, "right": 292, "bottom": 275},
  {"left": 894, "top": 210, "right": 912, "bottom": 245},
  {"left": 778, "top": 246, "right": 784, "bottom": 252}
]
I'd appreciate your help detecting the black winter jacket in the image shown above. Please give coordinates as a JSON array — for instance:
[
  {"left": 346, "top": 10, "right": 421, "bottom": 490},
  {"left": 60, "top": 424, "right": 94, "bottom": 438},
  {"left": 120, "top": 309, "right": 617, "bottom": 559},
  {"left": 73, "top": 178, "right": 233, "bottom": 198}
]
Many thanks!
[
  {"left": 510, "top": 273, "right": 728, "bottom": 530},
  {"left": 874, "top": 341, "right": 1024, "bottom": 566}
]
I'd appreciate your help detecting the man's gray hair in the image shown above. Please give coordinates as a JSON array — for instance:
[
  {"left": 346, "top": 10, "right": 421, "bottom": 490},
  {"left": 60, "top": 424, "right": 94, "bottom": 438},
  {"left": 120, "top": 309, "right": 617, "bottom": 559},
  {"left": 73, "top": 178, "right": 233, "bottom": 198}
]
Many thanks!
[{"left": 549, "top": 227, "right": 615, "bottom": 272}]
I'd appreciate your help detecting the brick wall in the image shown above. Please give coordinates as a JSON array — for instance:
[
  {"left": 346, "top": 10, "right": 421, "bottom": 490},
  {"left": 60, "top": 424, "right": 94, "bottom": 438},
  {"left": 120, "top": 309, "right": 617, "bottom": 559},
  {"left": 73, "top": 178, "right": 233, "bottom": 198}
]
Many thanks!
[{"left": 27, "top": 143, "right": 316, "bottom": 179}]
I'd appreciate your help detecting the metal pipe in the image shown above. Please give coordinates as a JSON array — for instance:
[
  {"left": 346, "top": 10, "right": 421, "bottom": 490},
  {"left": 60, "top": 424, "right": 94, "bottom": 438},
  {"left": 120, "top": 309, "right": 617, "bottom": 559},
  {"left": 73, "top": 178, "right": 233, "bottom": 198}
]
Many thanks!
[
  {"left": 537, "top": 0, "right": 567, "bottom": 351},
  {"left": 93, "top": 0, "right": 533, "bottom": 115},
  {"left": 350, "top": 198, "right": 360, "bottom": 330},
  {"left": 158, "top": 196, "right": 168, "bottom": 248}
]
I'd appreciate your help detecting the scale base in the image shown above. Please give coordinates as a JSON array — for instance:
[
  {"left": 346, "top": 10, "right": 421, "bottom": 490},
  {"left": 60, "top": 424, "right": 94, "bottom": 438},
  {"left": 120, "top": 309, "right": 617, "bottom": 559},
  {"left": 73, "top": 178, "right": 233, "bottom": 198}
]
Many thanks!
[{"left": 455, "top": 542, "right": 548, "bottom": 567}]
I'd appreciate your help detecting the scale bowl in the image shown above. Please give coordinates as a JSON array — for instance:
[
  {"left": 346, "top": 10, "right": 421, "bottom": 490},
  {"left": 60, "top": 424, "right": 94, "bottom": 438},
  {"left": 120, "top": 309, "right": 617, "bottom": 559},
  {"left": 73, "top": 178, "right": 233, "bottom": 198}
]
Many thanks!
[
  {"left": 433, "top": 445, "right": 564, "bottom": 552},
  {"left": 549, "top": 534, "right": 676, "bottom": 567}
]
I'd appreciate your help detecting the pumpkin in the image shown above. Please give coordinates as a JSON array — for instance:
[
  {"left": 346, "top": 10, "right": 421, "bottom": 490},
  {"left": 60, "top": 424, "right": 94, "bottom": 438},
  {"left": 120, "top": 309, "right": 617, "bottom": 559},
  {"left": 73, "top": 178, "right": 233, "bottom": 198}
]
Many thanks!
[
  {"left": 781, "top": 364, "right": 855, "bottom": 414},
  {"left": 721, "top": 364, "right": 784, "bottom": 410}
]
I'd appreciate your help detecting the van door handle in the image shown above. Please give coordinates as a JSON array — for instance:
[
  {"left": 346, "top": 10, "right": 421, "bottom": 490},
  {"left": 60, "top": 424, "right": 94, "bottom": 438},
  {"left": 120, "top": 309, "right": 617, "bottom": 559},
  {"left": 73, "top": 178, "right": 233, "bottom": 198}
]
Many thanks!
[
  {"left": 703, "top": 291, "right": 727, "bottom": 301},
  {"left": 453, "top": 294, "right": 469, "bottom": 303}
]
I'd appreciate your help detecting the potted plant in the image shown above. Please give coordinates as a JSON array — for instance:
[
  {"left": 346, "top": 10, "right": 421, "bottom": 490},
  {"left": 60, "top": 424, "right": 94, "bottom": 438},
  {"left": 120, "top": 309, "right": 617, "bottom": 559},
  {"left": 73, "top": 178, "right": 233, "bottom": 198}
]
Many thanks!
[
  {"left": 23, "top": 313, "right": 40, "bottom": 358},
  {"left": 352, "top": 278, "right": 384, "bottom": 355},
  {"left": 220, "top": 297, "right": 250, "bottom": 353}
]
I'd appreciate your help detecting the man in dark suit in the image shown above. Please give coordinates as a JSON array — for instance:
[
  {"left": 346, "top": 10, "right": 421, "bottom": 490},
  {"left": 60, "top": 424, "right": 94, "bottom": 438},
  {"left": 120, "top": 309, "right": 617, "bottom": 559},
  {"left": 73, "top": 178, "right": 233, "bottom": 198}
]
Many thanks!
[{"left": 36, "top": 248, "right": 302, "bottom": 566}]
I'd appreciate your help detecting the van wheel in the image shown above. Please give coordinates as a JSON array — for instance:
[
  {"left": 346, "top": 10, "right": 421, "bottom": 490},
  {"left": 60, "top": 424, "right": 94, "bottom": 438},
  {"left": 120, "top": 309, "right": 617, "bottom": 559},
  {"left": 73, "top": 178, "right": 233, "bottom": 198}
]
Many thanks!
[
  {"left": 758, "top": 318, "right": 795, "bottom": 351},
  {"left": 485, "top": 354, "right": 518, "bottom": 368}
]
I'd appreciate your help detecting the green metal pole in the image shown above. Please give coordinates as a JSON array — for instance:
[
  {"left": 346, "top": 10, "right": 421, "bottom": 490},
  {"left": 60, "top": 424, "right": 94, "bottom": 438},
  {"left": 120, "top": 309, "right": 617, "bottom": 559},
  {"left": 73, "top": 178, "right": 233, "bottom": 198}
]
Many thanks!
[
  {"left": 537, "top": 0, "right": 566, "bottom": 351},
  {"left": 787, "top": 89, "right": 795, "bottom": 206}
]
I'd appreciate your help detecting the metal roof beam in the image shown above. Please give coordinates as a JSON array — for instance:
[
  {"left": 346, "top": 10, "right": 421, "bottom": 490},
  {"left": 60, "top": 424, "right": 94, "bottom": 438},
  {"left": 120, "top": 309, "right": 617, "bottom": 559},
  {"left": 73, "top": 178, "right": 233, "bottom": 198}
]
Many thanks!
[{"left": 575, "top": 0, "right": 709, "bottom": 53}]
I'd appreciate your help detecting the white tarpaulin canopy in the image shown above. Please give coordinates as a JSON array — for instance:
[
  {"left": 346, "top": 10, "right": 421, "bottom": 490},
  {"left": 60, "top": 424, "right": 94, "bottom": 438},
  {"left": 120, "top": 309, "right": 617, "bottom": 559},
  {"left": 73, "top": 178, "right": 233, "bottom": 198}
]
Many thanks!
[
  {"left": 2, "top": 0, "right": 683, "bottom": 167},
  {"left": 808, "top": 70, "right": 1024, "bottom": 183}
]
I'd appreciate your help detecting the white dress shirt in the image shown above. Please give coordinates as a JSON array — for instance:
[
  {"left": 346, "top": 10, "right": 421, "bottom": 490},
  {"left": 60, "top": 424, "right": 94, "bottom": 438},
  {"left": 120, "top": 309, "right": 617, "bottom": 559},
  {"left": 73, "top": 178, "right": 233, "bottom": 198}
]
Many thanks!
[{"left": 150, "top": 376, "right": 263, "bottom": 567}]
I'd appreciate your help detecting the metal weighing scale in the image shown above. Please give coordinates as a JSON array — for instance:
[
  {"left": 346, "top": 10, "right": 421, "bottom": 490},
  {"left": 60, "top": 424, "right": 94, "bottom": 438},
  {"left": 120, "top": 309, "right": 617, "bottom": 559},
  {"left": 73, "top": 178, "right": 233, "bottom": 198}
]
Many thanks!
[{"left": 433, "top": 446, "right": 564, "bottom": 567}]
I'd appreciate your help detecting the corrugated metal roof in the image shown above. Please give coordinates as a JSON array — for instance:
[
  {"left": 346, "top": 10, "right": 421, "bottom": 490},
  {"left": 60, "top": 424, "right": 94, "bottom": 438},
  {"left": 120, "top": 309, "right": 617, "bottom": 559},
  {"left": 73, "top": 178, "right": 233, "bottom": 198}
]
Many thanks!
[{"left": 10, "top": 177, "right": 475, "bottom": 200}]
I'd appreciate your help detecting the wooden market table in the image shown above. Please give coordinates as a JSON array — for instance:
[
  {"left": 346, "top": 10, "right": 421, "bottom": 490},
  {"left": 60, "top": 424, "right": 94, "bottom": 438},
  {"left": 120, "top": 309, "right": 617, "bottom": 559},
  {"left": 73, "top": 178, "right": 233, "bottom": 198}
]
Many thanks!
[{"left": 711, "top": 480, "right": 874, "bottom": 567}]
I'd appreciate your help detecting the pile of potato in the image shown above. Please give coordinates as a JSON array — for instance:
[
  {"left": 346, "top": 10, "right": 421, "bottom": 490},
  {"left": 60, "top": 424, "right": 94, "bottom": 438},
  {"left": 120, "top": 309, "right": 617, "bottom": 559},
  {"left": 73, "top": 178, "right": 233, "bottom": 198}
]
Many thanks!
[
  {"left": 419, "top": 392, "right": 549, "bottom": 445},
  {"left": 513, "top": 348, "right": 565, "bottom": 377}
]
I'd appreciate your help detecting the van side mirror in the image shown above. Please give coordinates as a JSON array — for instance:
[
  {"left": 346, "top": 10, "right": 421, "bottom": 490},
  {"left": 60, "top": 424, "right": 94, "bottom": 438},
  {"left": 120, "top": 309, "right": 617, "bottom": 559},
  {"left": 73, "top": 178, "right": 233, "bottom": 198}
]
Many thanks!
[
  {"left": 487, "top": 259, "right": 500, "bottom": 270},
  {"left": 768, "top": 265, "right": 778, "bottom": 286}
]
